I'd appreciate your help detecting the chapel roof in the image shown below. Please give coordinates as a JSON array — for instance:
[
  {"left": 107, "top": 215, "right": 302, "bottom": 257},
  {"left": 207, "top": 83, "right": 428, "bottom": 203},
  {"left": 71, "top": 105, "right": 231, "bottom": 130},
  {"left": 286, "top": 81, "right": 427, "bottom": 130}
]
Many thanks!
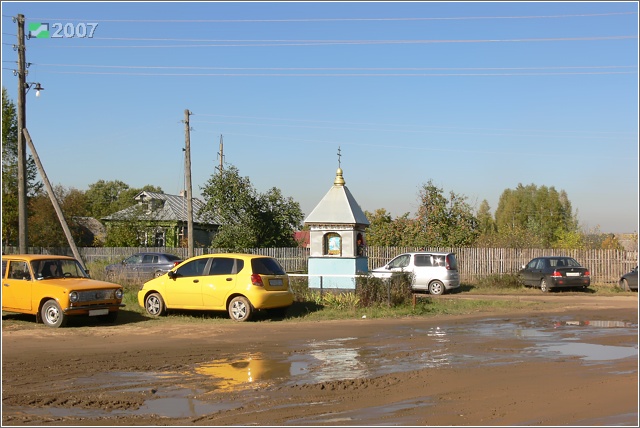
[{"left": 304, "top": 168, "right": 370, "bottom": 226}]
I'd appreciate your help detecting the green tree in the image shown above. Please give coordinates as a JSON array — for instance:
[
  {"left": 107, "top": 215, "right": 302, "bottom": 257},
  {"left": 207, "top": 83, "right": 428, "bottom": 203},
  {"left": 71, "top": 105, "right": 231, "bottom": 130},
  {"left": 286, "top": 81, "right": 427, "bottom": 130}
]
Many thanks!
[
  {"left": 474, "top": 200, "right": 500, "bottom": 247},
  {"left": 494, "top": 183, "right": 579, "bottom": 248},
  {"left": 2, "top": 87, "right": 42, "bottom": 246},
  {"left": 200, "top": 165, "right": 303, "bottom": 248},
  {"left": 476, "top": 200, "right": 496, "bottom": 236},
  {"left": 414, "top": 180, "right": 478, "bottom": 247},
  {"left": 103, "top": 205, "right": 151, "bottom": 246},
  {"left": 552, "top": 229, "right": 586, "bottom": 250},
  {"left": 85, "top": 180, "right": 162, "bottom": 219},
  {"left": 365, "top": 209, "right": 398, "bottom": 246},
  {"left": 27, "top": 185, "right": 90, "bottom": 247}
]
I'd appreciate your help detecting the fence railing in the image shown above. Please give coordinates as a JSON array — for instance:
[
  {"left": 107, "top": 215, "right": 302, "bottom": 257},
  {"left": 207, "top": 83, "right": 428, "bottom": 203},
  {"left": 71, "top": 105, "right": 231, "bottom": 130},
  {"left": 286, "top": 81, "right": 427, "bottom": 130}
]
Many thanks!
[{"left": 2, "top": 246, "right": 637, "bottom": 285}]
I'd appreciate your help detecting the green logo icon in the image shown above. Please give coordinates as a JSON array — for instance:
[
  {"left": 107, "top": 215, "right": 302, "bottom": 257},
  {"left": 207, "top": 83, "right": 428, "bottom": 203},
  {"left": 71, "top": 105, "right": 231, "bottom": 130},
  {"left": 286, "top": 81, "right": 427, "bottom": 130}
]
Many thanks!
[{"left": 28, "top": 22, "right": 49, "bottom": 38}]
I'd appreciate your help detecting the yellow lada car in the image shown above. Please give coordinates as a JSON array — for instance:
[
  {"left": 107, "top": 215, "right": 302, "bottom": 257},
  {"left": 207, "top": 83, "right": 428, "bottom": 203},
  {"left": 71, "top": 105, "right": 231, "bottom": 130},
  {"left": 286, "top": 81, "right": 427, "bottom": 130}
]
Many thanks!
[
  {"left": 138, "top": 253, "right": 293, "bottom": 322},
  {"left": 2, "top": 254, "right": 125, "bottom": 328}
]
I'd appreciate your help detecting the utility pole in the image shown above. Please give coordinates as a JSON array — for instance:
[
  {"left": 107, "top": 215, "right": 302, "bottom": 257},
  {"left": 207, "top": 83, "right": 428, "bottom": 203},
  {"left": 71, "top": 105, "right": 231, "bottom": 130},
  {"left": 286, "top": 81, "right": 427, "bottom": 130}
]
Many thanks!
[
  {"left": 184, "top": 109, "right": 194, "bottom": 258},
  {"left": 216, "top": 134, "right": 224, "bottom": 174},
  {"left": 16, "top": 14, "right": 28, "bottom": 253},
  {"left": 22, "top": 129, "right": 85, "bottom": 269}
]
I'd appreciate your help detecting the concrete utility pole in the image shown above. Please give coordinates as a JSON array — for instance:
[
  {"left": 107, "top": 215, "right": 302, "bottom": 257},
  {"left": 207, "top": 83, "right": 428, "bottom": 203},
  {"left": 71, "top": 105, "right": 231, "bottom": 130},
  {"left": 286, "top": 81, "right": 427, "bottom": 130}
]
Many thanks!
[
  {"left": 16, "top": 14, "right": 28, "bottom": 253},
  {"left": 184, "top": 109, "right": 194, "bottom": 258},
  {"left": 217, "top": 134, "right": 224, "bottom": 174},
  {"left": 22, "top": 129, "right": 86, "bottom": 269}
]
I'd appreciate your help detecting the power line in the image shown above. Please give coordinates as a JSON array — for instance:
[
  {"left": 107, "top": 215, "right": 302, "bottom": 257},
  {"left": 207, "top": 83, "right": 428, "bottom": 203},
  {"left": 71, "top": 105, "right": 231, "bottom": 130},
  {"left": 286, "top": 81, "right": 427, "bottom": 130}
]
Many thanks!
[
  {"left": 23, "top": 35, "right": 638, "bottom": 48},
  {"left": 35, "top": 70, "right": 637, "bottom": 77},
  {"left": 12, "top": 11, "right": 638, "bottom": 23},
  {"left": 191, "top": 117, "right": 636, "bottom": 136},
  {"left": 32, "top": 64, "right": 639, "bottom": 71}
]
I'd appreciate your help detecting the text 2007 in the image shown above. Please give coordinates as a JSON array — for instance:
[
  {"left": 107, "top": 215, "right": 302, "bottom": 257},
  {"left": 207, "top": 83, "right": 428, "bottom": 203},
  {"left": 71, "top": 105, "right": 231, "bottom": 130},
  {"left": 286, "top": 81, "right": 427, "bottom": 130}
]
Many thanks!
[{"left": 51, "top": 22, "right": 98, "bottom": 38}]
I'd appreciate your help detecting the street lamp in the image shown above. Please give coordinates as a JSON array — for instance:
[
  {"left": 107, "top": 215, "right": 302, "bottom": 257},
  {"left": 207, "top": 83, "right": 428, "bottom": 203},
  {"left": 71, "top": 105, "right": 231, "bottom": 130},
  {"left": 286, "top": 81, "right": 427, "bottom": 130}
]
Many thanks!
[{"left": 25, "top": 81, "right": 44, "bottom": 97}]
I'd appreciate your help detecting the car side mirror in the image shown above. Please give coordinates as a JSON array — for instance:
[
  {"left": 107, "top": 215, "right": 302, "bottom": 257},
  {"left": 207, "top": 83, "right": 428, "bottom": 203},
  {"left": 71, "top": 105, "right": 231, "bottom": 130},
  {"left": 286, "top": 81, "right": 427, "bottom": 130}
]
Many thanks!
[{"left": 167, "top": 271, "right": 177, "bottom": 280}]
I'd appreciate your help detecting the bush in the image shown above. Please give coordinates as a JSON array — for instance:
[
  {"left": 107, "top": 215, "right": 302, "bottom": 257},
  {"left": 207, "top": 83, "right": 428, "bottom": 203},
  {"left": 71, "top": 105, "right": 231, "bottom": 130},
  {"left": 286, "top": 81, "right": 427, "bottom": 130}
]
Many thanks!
[
  {"left": 475, "top": 273, "right": 525, "bottom": 290},
  {"left": 356, "top": 273, "right": 413, "bottom": 307}
]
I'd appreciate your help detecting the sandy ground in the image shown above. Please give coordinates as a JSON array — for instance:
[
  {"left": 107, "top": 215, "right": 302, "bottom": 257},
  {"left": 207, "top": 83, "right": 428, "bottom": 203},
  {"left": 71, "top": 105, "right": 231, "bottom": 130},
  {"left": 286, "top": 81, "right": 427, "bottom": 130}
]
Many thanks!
[{"left": 1, "top": 293, "right": 638, "bottom": 426}]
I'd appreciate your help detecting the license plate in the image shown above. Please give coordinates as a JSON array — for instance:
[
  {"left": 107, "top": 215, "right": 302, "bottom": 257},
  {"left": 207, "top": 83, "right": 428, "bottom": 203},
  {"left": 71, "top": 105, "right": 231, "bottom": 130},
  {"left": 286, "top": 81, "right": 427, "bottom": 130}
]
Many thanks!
[
  {"left": 566, "top": 272, "right": 580, "bottom": 277},
  {"left": 270, "top": 279, "right": 283, "bottom": 286},
  {"left": 89, "top": 309, "right": 109, "bottom": 316}
]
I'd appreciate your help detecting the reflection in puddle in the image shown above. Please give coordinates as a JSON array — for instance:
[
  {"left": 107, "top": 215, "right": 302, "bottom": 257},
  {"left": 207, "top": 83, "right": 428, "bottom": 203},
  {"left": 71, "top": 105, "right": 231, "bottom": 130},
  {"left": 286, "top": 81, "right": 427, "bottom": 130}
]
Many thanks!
[
  {"left": 11, "top": 317, "right": 637, "bottom": 423},
  {"left": 195, "top": 353, "right": 291, "bottom": 391},
  {"left": 554, "top": 320, "right": 634, "bottom": 328},
  {"left": 133, "top": 387, "right": 235, "bottom": 418},
  {"left": 537, "top": 342, "right": 638, "bottom": 361}
]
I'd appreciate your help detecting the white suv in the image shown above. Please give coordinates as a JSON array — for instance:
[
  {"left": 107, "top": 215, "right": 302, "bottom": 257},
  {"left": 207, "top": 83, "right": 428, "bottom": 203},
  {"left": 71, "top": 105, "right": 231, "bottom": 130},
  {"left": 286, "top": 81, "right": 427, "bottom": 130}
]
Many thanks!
[{"left": 370, "top": 252, "right": 460, "bottom": 295}]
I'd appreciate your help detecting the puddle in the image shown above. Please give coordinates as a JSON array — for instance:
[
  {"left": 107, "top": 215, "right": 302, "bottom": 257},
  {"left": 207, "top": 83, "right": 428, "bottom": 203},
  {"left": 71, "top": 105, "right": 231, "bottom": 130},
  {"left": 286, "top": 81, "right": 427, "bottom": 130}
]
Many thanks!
[
  {"left": 195, "top": 353, "right": 292, "bottom": 391},
  {"left": 536, "top": 342, "right": 638, "bottom": 361},
  {"left": 133, "top": 387, "right": 235, "bottom": 418},
  {"left": 11, "top": 317, "right": 637, "bottom": 422},
  {"left": 287, "top": 398, "right": 434, "bottom": 425}
]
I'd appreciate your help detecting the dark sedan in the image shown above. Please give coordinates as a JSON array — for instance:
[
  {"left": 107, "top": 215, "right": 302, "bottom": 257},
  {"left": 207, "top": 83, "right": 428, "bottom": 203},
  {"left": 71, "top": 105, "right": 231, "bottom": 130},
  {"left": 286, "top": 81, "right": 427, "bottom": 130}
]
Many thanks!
[
  {"left": 105, "top": 252, "right": 183, "bottom": 281},
  {"left": 519, "top": 256, "right": 590, "bottom": 292},
  {"left": 619, "top": 266, "right": 638, "bottom": 291}
]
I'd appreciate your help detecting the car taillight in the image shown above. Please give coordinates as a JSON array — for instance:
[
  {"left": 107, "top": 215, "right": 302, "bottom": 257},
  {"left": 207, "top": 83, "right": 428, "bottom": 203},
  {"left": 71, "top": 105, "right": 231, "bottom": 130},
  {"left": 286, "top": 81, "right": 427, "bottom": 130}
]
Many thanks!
[
  {"left": 251, "top": 274, "right": 264, "bottom": 287},
  {"left": 173, "top": 261, "right": 181, "bottom": 267},
  {"left": 552, "top": 270, "right": 562, "bottom": 277},
  {"left": 445, "top": 255, "right": 452, "bottom": 270},
  {"left": 584, "top": 270, "right": 590, "bottom": 277}
]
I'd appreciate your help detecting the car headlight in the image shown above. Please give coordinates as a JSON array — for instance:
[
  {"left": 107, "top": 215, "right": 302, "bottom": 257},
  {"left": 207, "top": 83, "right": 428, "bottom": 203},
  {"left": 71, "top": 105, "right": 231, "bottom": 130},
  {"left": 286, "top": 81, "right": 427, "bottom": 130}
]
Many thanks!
[
  {"left": 69, "top": 291, "right": 79, "bottom": 303},
  {"left": 115, "top": 289, "right": 124, "bottom": 299}
]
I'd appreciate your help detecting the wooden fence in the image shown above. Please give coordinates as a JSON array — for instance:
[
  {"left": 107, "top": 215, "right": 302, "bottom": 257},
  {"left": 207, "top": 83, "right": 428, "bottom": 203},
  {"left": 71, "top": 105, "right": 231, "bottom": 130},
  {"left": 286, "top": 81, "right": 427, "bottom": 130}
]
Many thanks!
[{"left": 3, "top": 246, "right": 638, "bottom": 285}]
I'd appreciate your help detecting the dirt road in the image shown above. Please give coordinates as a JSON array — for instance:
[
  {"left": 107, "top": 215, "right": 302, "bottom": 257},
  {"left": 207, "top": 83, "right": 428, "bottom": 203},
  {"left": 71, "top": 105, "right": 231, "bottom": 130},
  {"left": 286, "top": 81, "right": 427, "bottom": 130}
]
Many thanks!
[{"left": 2, "top": 294, "right": 638, "bottom": 426}]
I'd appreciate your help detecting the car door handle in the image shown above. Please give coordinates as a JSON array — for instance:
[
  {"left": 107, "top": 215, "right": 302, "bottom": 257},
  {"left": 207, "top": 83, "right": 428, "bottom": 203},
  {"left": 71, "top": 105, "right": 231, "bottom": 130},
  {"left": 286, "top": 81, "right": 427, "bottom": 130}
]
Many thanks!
[
  {"left": 226, "top": 277, "right": 233, "bottom": 281},
  {"left": 3, "top": 283, "right": 9, "bottom": 287},
  {"left": 193, "top": 279, "right": 199, "bottom": 283}
]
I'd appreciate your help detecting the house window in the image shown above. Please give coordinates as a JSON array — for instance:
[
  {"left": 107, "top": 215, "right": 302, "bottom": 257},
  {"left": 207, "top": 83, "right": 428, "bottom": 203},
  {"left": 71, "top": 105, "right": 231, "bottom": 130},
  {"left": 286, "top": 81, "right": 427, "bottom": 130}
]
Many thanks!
[
  {"left": 154, "top": 230, "right": 165, "bottom": 247},
  {"left": 324, "top": 232, "right": 341, "bottom": 256}
]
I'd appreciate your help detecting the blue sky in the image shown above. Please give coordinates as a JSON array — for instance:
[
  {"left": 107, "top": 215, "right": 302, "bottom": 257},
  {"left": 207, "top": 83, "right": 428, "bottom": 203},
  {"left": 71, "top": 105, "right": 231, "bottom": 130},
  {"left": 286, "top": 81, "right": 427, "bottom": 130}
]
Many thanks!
[{"left": 2, "top": 1, "right": 638, "bottom": 234}]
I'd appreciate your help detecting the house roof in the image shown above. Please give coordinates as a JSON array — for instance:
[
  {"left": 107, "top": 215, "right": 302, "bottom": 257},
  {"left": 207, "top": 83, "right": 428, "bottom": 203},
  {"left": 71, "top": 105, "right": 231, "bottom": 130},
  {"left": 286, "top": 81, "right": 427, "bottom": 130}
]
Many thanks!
[
  {"left": 102, "top": 191, "right": 221, "bottom": 225},
  {"left": 304, "top": 168, "right": 370, "bottom": 226}
]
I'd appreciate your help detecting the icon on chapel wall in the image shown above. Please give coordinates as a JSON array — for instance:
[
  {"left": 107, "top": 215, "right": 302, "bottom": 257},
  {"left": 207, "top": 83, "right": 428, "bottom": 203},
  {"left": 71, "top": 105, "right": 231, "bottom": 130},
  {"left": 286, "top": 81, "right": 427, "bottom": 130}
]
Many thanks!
[{"left": 326, "top": 233, "right": 341, "bottom": 255}]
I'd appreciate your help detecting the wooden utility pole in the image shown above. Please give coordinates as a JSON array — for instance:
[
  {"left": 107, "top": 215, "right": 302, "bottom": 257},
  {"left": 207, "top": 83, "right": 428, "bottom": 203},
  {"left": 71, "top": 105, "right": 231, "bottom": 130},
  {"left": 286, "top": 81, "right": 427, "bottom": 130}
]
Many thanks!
[
  {"left": 23, "top": 129, "right": 85, "bottom": 269},
  {"left": 16, "top": 14, "right": 28, "bottom": 253},
  {"left": 184, "top": 109, "right": 194, "bottom": 258}
]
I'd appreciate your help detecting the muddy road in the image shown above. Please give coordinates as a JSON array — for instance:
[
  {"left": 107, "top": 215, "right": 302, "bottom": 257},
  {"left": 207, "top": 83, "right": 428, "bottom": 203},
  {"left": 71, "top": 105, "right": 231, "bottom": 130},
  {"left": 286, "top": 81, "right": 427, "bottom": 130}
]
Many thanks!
[{"left": 2, "top": 294, "right": 638, "bottom": 426}]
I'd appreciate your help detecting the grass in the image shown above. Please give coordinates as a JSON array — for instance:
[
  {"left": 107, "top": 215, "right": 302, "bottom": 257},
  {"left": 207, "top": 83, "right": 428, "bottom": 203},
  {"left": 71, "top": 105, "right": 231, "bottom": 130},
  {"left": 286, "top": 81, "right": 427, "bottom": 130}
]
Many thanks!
[
  {"left": 102, "top": 268, "right": 634, "bottom": 324},
  {"left": 4, "top": 263, "right": 632, "bottom": 330}
]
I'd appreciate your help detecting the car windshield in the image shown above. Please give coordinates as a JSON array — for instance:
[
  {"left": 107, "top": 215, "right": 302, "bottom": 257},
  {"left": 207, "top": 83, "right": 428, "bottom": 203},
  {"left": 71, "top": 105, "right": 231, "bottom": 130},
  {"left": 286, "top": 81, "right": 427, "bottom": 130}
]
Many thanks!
[{"left": 32, "top": 259, "right": 89, "bottom": 280}]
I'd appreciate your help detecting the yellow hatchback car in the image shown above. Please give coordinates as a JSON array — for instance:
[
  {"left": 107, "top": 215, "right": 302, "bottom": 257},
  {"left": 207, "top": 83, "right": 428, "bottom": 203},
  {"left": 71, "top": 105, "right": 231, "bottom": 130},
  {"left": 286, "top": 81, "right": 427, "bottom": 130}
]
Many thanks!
[
  {"left": 138, "top": 253, "right": 293, "bottom": 322},
  {"left": 2, "top": 254, "right": 125, "bottom": 328}
]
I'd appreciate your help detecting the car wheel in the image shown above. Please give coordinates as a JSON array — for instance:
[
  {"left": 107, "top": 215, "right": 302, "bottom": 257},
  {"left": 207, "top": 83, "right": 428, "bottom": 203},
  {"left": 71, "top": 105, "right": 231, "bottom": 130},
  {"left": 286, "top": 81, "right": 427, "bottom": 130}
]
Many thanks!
[
  {"left": 621, "top": 279, "right": 630, "bottom": 291},
  {"left": 41, "top": 300, "right": 67, "bottom": 328},
  {"left": 540, "top": 278, "right": 550, "bottom": 293},
  {"left": 428, "top": 280, "right": 445, "bottom": 295},
  {"left": 145, "top": 293, "right": 166, "bottom": 317},
  {"left": 229, "top": 296, "right": 252, "bottom": 322},
  {"left": 100, "top": 311, "right": 118, "bottom": 323},
  {"left": 153, "top": 271, "right": 164, "bottom": 278}
]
